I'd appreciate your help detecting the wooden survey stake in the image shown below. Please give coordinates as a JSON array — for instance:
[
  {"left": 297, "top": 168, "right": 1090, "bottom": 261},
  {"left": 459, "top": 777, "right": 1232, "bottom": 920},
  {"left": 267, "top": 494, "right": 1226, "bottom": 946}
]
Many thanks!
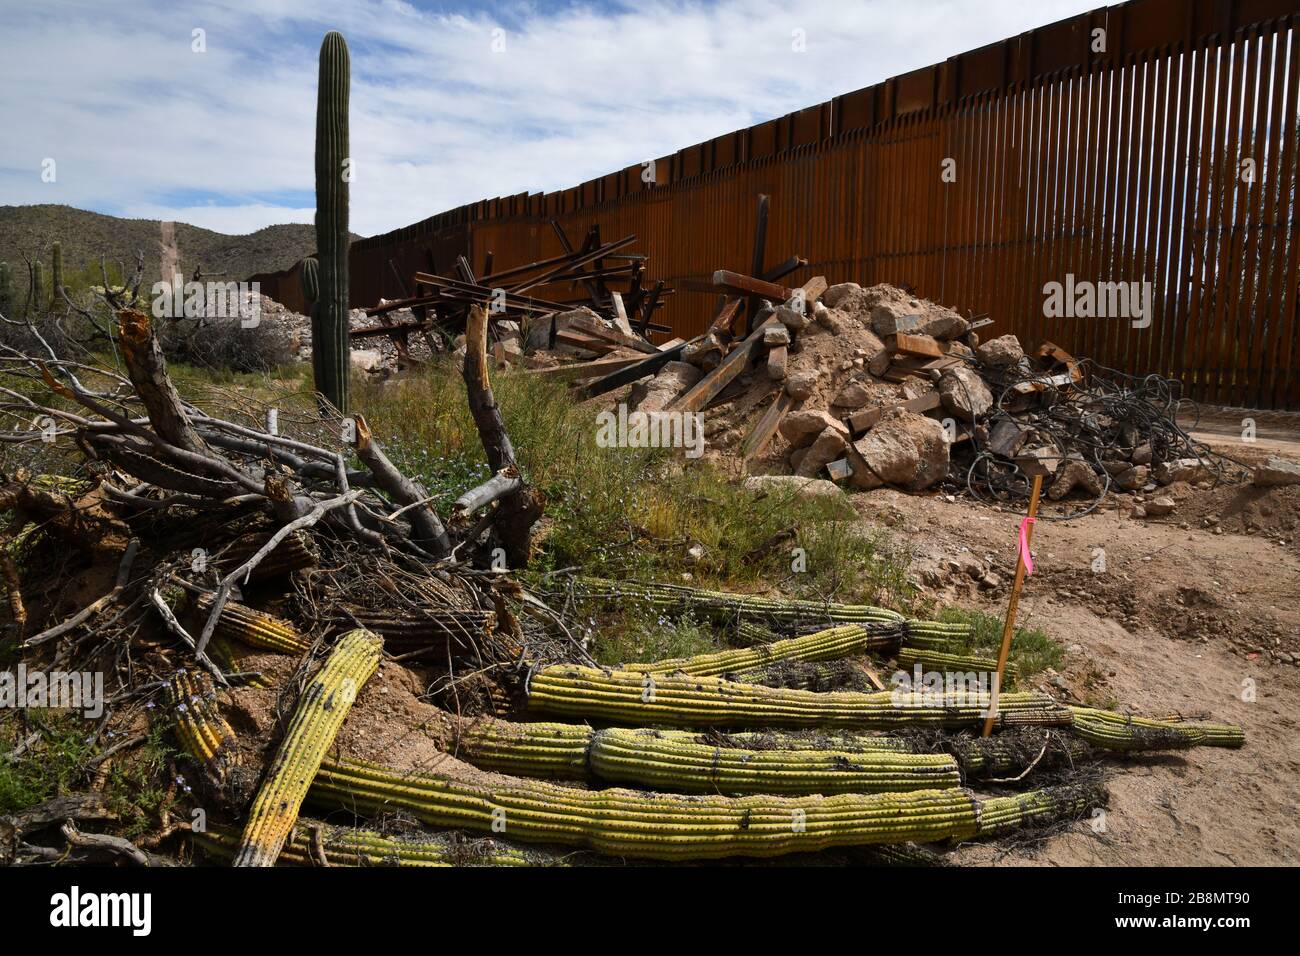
[{"left": 981, "top": 471, "right": 1045, "bottom": 737}]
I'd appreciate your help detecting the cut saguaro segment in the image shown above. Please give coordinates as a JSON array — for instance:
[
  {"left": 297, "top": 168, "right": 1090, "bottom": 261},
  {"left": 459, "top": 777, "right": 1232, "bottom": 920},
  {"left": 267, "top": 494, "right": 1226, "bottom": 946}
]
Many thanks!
[
  {"left": 195, "top": 595, "right": 310, "bottom": 655},
  {"left": 526, "top": 664, "right": 1072, "bottom": 730},
  {"left": 624, "top": 622, "right": 903, "bottom": 678},
  {"left": 448, "top": 718, "right": 961, "bottom": 795},
  {"left": 897, "top": 647, "right": 1016, "bottom": 685},
  {"left": 233, "top": 629, "right": 382, "bottom": 867},
  {"left": 196, "top": 819, "right": 571, "bottom": 867},
  {"left": 313, "top": 31, "right": 351, "bottom": 414},
  {"left": 310, "top": 757, "right": 1094, "bottom": 860},
  {"left": 166, "top": 670, "right": 238, "bottom": 774},
  {"left": 564, "top": 576, "right": 970, "bottom": 639},
  {"left": 1067, "top": 707, "right": 1244, "bottom": 751}
]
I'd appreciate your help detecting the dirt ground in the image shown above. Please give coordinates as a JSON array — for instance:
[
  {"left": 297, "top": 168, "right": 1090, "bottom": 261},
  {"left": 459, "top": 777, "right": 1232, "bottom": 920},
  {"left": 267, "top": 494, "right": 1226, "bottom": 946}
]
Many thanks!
[{"left": 856, "top": 421, "right": 1300, "bottom": 866}]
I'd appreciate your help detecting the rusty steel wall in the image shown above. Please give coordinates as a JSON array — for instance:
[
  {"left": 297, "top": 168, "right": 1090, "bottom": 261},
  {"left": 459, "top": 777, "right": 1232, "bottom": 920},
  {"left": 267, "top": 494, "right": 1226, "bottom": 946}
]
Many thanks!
[{"left": 255, "top": 0, "right": 1300, "bottom": 408}]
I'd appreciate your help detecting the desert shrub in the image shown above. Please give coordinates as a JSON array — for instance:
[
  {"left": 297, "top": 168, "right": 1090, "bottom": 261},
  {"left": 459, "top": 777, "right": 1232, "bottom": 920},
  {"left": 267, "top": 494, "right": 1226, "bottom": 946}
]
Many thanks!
[{"left": 157, "top": 314, "right": 293, "bottom": 373}]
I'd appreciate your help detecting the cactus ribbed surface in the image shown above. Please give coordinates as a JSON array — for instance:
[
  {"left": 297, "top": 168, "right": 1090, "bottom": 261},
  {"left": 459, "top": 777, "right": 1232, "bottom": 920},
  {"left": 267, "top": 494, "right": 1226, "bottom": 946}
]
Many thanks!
[
  {"left": 567, "top": 576, "right": 970, "bottom": 639},
  {"left": 526, "top": 664, "right": 1072, "bottom": 730},
  {"left": 450, "top": 718, "right": 961, "bottom": 794},
  {"left": 310, "top": 756, "right": 1096, "bottom": 860},
  {"left": 197, "top": 820, "right": 570, "bottom": 867},
  {"left": 196, "top": 595, "right": 310, "bottom": 655},
  {"left": 312, "top": 32, "right": 351, "bottom": 414},
  {"left": 233, "top": 629, "right": 382, "bottom": 867},
  {"left": 166, "top": 670, "right": 237, "bottom": 769},
  {"left": 897, "top": 647, "right": 1016, "bottom": 686},
  {"left": 629, "top": 622, "right": 901, "bottom": 678},
  {"left": 1068, "top": 706, "right": 1244, "bottom": 751},
  {"left": 298, "top": 256, "right": 319, "bottom": 307}
]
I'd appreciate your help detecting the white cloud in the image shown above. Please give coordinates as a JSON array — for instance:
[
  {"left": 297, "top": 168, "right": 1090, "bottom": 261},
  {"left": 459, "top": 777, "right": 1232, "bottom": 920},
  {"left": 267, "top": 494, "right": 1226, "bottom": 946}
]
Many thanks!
[{"left": 0, "top": 0, "right": 1101, "bottom": 237}]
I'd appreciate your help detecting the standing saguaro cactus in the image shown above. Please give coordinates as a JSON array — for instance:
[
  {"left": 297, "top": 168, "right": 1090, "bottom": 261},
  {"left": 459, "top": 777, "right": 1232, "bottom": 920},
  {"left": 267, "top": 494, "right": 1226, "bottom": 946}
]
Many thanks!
[
  {"left": 313, "top": 31, "right": 351, "bottom": 414},
  {"left": 49, "top": 241, "right": 63, "bottom": 308},
  {"left": 29, "top": 260, "right": 43, "bottom": 316}
]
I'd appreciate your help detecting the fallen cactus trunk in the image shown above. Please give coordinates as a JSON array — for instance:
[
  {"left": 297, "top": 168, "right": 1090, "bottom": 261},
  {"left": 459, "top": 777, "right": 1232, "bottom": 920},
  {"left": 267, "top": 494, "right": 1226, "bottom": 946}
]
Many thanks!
[
  {"left": 309, "top": 756, "right": 1100, "bottom": 860},
  {"left": 232, "top": 630, "right": 382, "bottom": 867},
  {"left": 525, "top": 664, "right": 1072, "bottom": 730},
  {"left": 447, "top": 718, "right": 961, "bottom": 794},
  {"left": 1067, "top": 707, "right": 1244, "bottom": 751},
  {"left": 628, "top": 622, "right": 900, "bottom": 678}
]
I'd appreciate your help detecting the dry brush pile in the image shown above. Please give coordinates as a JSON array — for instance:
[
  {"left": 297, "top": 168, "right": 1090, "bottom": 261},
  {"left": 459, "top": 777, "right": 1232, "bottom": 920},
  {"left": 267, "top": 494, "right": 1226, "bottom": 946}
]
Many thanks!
[{"left": 0, "top": 303, "right": 1245, "bottom": 866}]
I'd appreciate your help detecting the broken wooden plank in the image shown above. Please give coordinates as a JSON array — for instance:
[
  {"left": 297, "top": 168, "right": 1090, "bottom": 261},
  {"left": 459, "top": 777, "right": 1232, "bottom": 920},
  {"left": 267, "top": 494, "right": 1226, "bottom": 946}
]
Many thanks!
[
  {"left": 554, "top": 329, "right": 618, "bottom": 354},
  {"left": 576, "top": 341, "right": 691, "bottom": 398},
  {"left": 846, "top": 391, "right": 942, "bottom": 434},
  {"left": 669, "top": 313, "right": 781, "bottom": 414},
  {"left": 524, "top": 353, "right": 649, "bottom": 381},
  {"left": 741, "top": 391, "right": 798, "bottom": 465},
  {"left": 707, "top": 297, "right": 744, "bottom": 338},
  {"left": 680, "top": 270, "right": 793, "bottom": 302},
  {"left": 886, "top": 333, "right": 945, "bottom": 359},
  {"left": 564, "top": 313, "right": 658, "bottom": 354},
  {"left": 610, "top": 292, "right": 635, "bottom": 337},
  {"left": 766, "top": 345, "right": 788, "bottom": 380}
]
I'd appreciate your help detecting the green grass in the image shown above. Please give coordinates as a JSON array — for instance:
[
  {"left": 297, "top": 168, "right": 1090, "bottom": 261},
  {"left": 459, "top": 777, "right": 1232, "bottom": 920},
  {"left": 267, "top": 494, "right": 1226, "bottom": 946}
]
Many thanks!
[
  {"left": 0, "top": 715, "right": 97, "bottom": 815},
  {"left": 926, "top": 606, "right": 1065, "bottom": 679}
]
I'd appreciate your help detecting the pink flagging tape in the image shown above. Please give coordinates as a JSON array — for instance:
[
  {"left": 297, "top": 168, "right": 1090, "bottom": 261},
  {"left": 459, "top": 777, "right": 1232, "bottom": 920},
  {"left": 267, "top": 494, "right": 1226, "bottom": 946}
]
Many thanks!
[{"left": 1018, "top": 516, "right": 1036, "bottom": 575}]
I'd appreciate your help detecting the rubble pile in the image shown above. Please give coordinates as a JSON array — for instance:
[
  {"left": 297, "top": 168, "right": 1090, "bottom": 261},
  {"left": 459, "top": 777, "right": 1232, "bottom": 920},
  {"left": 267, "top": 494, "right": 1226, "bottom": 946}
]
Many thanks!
[{"left": 517, "top": 274, "right": 1253, "bottom": 517}]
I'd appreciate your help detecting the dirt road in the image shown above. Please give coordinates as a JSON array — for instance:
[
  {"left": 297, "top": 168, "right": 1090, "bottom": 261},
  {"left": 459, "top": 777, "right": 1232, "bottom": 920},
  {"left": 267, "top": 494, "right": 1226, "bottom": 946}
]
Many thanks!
[{"left": 857, "top": 470, "right": 1300, "bottom": 866}]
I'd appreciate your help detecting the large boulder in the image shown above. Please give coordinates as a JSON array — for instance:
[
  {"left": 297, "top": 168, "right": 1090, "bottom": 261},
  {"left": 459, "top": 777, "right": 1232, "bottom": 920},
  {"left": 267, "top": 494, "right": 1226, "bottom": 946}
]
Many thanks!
[
  {"left": 779, "top": 410, "right": 849, "bottom": 449},
  {"left": 629, "top": 361, "right": 702, "bottom": 413},
  {"left": 975, "top": 334, "right": 1024, "bottom": 367},
  {"left": 917, "top": 309, "right": 969, "bottom": 341},
  {"left": 1047, "top": 459, "right": 1103, "bottom": 500},
  {"left": 796, "top": 426, "right": 849, "bottom": 478},
  {"left": 785, "top": 369, "right": 820, "bottom": 401},
  {"left": 846, "top": 409, "right": 949, "bottom": 491},
  {"left": 870, "top": 302, "right": 922, "bottom": 338},
  {"left": 938, "top": 365, "right": 993, "bottom": 422},
  {"left": 526, "top": 306, "right": 601, "bottom": 352},
  {"left": 744, "top": 475, "right": 844, "bottom": 499},
  {"left": 1254, "top": 456, "right": 1300, "bottom": 487},
  {"left": 821, "top": 282, "right": 865, "bottom": 311}
]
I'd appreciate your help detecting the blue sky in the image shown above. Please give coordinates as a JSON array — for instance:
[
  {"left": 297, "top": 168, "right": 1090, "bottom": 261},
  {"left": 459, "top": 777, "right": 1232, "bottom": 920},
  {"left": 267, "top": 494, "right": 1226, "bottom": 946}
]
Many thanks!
[{"left": 0, "top": 0, "right": 1102, "bottom": 237}]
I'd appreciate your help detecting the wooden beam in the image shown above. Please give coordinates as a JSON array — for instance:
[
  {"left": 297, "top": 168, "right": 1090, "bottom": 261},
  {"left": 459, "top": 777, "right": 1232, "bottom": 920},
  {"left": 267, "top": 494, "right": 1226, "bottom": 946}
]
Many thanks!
[
  {"left": 564, "top": 313, "right": 658, "bottom": 354},
  {"left": 525, "top": 353, "right": 652, "bottom": 381},
  {"left": 742, "top": 391, "right": 798, "bottom": 465},
  {"left": 886, "top": 333, "right": 945, "bottom": 359},
  {"left": 669, "top": 314, "right": 780, "bottom": 414},
  {"left": 845, "top": 391, "right": 942, "bottom": 434},
  {"left": 576, "top": 341, "right": 691, "bottom": 398}
]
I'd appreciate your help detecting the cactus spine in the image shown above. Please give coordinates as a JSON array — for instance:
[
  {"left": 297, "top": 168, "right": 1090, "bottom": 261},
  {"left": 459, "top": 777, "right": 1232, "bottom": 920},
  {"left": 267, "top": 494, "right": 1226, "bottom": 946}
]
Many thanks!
[
  {"left": 49, "top": 241, "right": 63, "bottom": 307},
  {"left": 313, "top": 32, "right": 350, "bottom": 413}
]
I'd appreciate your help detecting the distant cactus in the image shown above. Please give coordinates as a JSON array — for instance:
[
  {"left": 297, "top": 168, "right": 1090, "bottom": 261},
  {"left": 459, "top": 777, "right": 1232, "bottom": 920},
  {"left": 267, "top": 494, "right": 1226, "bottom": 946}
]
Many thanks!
[
  {"left": 49, "top": 241, "right": 63, "bottom": 307},
  {"left": 0, "top": 262, "right": 11, "bottom": 317},
  {"left": 30, "top": 260, "right": 43, "bottom": 315},
  {"left": 298, "top": 256, "right": 319, "bottom": 307},
  {"left": 313, "top": 31, "right": 351, "bottom": 414}
]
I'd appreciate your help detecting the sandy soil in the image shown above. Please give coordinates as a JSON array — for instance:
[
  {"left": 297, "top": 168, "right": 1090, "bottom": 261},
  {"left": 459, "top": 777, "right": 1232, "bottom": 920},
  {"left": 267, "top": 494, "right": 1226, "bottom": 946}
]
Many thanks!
[{"left": 855, "top": 471, "right": 1300, "bottom": 866}]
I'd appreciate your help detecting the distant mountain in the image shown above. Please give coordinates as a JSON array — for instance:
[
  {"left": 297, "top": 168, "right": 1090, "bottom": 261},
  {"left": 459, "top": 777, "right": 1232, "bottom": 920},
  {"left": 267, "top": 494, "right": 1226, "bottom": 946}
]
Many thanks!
[{"left": 0, "top": 204, "right": 360, "bottom": 290}]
